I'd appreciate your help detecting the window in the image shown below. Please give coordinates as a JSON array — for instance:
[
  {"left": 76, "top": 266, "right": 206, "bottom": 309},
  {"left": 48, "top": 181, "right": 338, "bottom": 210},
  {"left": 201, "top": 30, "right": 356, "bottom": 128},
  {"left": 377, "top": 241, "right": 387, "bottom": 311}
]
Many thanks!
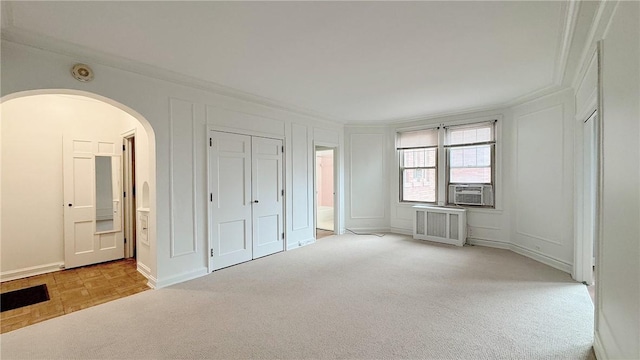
[
  {"left": 397, "top": 120, "right": 497, "bottom": 207},
  {"left": 445, "top": 122, "right": 495, "bottom": 184},
  {"left": 397, "top": 128, "right": 438, "bottom": 203}
]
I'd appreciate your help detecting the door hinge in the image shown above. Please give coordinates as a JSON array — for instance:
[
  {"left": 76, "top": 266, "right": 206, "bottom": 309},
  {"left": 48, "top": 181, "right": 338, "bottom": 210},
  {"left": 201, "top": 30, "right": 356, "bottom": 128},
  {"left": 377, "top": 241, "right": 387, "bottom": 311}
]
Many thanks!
[
  {"left": 210, "top": 249, "right": 214, "bottom": 257},
  {"left": 123, "top": 191, "right": 126, "bottom": 198},
  {"left": 210, "top": 193, "right": 213, "bottom": 202},
  {"left": 122, "top": 145, "right": 125, "bottom": 151},
  {"left": 282, "top": 232, "right": 285, "bottom": 239},
  {"left": 133, "top": 185, "right": 136, "bottom": 197},
  {"left": 281, "top": 189, "right": 284, "bottom": 196},
  {"left": 209, "top": 138, "right": 212, "bottom": 147},
  {"left": 281, "top": 146, "right": 284, "bottom": 152},
  {"left": 124, "top": 238, "right": 127, "bottom": 244}
]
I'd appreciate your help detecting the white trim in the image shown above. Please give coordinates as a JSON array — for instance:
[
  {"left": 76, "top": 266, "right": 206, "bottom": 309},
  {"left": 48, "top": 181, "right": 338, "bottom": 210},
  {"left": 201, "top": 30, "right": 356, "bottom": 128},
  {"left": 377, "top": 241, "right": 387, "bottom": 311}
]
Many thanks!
[
  {"left": 509, "top": 243, "right": 572, "bottom": 274},
  {"left": 467, "top": 224, "right": 501, "bottom": 231},
  {"left": 286, "top": 238, "right": 315, "bottom": 251},
  {"left": 571, "top": 1, "right": 609, "bottom": 90},
  {"left": 154, "top": 267, "right": 208, "bottom": 289},
  {"left": 136, "top": 261, "right": 155, "bottom": 289},
  {"left": 593, "top": 331, "right": 609, "bottom": 360},
  {"left": 466, "top": 239, "right": 574, "bottom": 274},
  {"left": 0, "top": 262, "right": 65, "bottom": 282},
  {"left": 595, "top": 312, "right": 624, "bottom": 360},
  {"left": 122, "top": 129, "right": 137, "bottom": 259},
  {"left": 389, "top": 226, "right": 412, "bottom": 236},
  {"left": 168, "top": 98, "right": 198, "bottom": 258},
  {"left": 346, "top": 227, "right": 389, "bottom": 234},
  {"left": 553, "top": 0, "right": 579, "bottom": 86},
  {"left": 467, "top": 238, "right": 510, "bottom": 250},
  {"left": 515, "top": 230, "right": 564, "bottom": 247},
  {"left": 349, "top": 133, "right": 386, "bottom": 219}
]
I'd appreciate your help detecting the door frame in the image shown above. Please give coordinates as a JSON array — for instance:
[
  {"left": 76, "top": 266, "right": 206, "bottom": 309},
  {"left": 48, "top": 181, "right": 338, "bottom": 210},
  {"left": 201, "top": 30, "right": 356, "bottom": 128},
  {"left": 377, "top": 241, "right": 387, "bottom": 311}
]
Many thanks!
[
  {"left": 206, "top": 126, "right": 286, "bottom": 273},
  {"left": 313, "top": 141, "right": 339, "bottom": 238},
  {"left": 122, "top": 129, "right": 136, "bottom": 259},
  {"left": 573, "top": 47, "right": 601, "bottom": 286}
]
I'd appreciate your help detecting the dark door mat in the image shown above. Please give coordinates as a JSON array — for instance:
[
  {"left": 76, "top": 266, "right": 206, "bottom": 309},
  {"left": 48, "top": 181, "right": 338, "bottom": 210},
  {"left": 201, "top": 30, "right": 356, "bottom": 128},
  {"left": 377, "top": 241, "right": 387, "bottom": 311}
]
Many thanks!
[{"left": 1, "top": 284, "right": 50, "bottom": 312}]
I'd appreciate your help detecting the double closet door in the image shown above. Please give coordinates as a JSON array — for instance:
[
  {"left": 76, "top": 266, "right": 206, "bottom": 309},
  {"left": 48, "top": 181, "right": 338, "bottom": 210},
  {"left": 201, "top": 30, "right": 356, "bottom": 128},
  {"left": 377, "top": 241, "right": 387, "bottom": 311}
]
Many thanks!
[{"left": 209, "top": 131, "right": 284, "bottom": 271}]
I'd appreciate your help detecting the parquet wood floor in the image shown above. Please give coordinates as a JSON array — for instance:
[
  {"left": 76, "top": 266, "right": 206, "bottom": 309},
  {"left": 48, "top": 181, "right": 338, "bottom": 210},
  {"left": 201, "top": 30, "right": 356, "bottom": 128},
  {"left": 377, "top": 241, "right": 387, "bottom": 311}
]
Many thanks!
[
  {"left": 316, "top": 229, "right": 334, "bottom": 239},
  {"left": 1, "top": 258, "right": 149, "bottom": 334}
]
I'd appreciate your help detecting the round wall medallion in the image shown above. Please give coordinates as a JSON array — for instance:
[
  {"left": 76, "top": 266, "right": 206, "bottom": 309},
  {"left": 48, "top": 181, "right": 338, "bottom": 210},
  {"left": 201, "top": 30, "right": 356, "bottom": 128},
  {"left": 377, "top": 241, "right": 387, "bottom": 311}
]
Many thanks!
[{"left": 71, "top": 63, "right": 94, "bottom": 82}]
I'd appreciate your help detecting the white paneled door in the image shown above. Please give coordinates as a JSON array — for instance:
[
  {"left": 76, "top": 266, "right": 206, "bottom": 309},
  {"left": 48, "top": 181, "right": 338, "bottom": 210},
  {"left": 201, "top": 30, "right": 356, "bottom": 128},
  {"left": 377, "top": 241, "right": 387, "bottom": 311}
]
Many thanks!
[
  {"left": 63, "top": 138, "right": 123, "bottom": 269},
  {"left": 209, "top": 131, "right": 284, "bottom": 271},
  {"left": 252, "top": 137, "right": 284, "bottom": 259}
]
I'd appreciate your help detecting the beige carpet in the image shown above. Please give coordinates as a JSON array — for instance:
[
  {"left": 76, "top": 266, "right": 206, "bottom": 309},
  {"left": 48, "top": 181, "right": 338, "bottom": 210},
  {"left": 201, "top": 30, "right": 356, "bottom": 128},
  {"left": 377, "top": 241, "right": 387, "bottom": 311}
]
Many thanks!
[{"left": 0, "top": 234, "right": 594, "bottom": 359}]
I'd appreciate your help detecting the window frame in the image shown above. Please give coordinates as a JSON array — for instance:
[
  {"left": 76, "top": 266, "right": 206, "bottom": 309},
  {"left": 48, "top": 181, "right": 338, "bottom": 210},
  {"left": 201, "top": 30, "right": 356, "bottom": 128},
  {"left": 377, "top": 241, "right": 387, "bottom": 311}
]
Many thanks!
[{"left": 398, "top": 146, "right": 438, "bottom": 204}]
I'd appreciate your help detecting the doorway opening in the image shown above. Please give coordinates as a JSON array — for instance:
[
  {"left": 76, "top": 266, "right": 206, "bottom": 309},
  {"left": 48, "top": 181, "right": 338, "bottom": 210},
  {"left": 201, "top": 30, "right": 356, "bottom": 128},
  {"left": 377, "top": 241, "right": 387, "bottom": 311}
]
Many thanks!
[
  {"left": 315, "top": 146, "right": 336, "bottom": 239},
  {"left": 123, "top": 132, "right": 137, "bottom": 259}
]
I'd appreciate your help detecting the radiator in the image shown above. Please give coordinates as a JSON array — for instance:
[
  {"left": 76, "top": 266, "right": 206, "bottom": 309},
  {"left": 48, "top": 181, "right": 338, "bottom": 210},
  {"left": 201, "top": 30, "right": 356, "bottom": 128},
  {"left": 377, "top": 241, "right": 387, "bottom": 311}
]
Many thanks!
[{"left": 413, "top": 205, "right": 467, "bottom": 246}]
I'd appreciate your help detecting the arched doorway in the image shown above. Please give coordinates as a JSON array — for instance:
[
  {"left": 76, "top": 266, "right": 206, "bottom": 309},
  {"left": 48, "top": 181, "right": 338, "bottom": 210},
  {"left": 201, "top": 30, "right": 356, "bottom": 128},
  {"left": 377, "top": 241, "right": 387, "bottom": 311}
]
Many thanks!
[{"left": 1, "top": 90, "right": 156, "bottom": 330}]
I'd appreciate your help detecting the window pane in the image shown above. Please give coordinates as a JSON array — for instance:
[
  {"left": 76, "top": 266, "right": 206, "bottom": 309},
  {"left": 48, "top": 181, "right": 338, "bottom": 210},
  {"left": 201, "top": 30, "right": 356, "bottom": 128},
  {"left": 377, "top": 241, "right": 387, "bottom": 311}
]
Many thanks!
[
  {"left": 402, "top": 168, "right": 436, "bottom": 202},
  {"left": 449, "top": 145, "right": 491, "bottom": 168},
  {"left": 402, "top": 148, "right": 436, "bottom": 167},
  {"left": 450, "top": 167, "right": 491, "bottom": 183},
  {"left": 450, "top": 148, "right": 463, "bottom": 167}
]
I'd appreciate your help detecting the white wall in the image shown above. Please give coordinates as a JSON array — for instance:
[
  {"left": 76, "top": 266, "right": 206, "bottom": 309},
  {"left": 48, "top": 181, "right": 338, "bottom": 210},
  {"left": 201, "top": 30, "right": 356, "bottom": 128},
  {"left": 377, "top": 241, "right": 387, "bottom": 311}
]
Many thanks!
[
  {"left": 0, "top": 94, "right": 150, "bottom": 279},
  {"left": 595, "top": 1, "right": 640, "bottom": 358},
  {"left": 0, "top": 40, "right": 343, "bottom": 287},
  {"left": 510, "top": 89, "right": 575, "bottom": 273}
]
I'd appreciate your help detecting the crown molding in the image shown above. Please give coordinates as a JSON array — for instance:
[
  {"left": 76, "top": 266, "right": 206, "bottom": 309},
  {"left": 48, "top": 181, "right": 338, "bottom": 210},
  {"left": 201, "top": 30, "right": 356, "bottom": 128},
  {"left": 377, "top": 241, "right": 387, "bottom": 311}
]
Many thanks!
[
  {"left": 553, "top": 0, "right": 579, "bottom": 86},
  {"left": 1, "top": 27, "right": 346, "bottom": 125},
  {"left": 570, "top": 0, "right": 620, "bottom": 90}
]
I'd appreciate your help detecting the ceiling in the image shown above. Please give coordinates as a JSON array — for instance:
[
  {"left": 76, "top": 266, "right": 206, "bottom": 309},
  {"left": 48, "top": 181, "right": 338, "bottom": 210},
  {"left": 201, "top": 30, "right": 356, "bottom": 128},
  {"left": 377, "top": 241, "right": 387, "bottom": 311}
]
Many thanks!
[{"left": 2, "top": 1, "right": 576, "bottom": 124}]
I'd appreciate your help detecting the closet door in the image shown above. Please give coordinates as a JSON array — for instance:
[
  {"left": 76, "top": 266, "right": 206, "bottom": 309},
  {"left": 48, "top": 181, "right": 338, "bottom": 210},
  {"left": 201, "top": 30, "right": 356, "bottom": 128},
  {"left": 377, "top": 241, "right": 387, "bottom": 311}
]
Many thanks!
[
  {"left": 209, "top": 131, "right": 253, "bottom": 271},
  {"left": 252, "top": 137, "right": 284, "bottom": 259}
]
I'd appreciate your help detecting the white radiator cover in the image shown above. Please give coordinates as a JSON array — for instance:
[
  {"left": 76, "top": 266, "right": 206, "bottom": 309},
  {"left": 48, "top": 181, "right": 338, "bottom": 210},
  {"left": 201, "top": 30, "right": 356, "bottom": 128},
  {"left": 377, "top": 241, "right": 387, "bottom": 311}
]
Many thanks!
[{"left": 412, "top": 205, "right": 467, "bottom": 246}]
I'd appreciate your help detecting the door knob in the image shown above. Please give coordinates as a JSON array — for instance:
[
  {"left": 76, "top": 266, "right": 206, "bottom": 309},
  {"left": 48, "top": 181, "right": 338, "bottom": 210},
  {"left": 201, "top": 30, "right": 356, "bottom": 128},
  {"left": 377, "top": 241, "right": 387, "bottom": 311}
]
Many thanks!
[
  {"left": 254, "top": 200, "right": 259, "bottom": 203},
  {"left": 68, "top": 204, "right": 73, "bottom": 207}
]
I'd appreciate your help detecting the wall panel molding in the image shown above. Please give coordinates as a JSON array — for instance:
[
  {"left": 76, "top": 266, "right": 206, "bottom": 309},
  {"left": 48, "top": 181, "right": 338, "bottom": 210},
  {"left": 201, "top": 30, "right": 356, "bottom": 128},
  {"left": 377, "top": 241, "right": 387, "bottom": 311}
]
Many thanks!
[
  {"left": 169, "top": 98, "right": 198, "bottom": 257},
  {"left": 291, "top": 123, "right": 310, "bottom": 231},
  {"left": 349, "top": 133, "right": 385, "bottom": 219},
  {"left": 514, "top": 104, "right": 565, "bottom": 246}
]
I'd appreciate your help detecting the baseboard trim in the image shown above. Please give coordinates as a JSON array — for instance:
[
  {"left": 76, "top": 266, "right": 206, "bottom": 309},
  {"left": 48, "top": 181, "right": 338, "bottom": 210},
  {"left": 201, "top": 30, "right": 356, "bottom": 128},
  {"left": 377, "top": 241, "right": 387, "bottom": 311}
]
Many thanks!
[
  {"left": 154, "top": 267, "right": 208, "bottom": 289},
  {"left": 510, "top": 243, "right": 572, "bottom": 274},
  {"left": 594, "top": 331, "right": 607, "bottom": 360},
  {"left": 594, "top": 312, "right": 625, "bottom": 360},
  {"left": 287, "top": 238, "right": 315, "bottom": 251},
  {"left": 467, "top": 238, "right": 510, "bottom": 249},
  {"left": 389, "top": 227, "right": 412, "bottom": 236},
  {"left": 136, "top": 262, "right": 153, "bottom": 284},
  {"left": 1, "top": 262, "right": 65, "bottom": 282},
  {"left": 345, "top": 227, "right": 390, "bottom": 235}
]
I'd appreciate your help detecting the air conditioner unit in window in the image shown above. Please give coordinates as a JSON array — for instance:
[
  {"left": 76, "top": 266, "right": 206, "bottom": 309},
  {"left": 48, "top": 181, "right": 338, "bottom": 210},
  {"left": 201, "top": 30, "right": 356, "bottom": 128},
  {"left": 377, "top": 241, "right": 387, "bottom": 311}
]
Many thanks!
[{"left": 449, "top": 184, "right": 494, "bottom": 206}]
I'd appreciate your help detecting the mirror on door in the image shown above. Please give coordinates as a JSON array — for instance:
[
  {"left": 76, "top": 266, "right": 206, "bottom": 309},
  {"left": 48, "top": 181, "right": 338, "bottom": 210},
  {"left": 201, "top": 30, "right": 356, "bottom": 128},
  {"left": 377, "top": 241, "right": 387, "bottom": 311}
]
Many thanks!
[{"left": 95, "top": 155, "right": 115, "bottom": 233}]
